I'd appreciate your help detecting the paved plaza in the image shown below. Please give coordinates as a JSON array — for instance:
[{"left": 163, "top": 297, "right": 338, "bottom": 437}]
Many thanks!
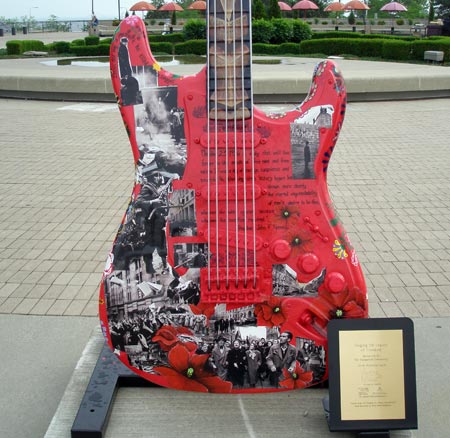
[{"left": 1, "top": 98, "right": 450, "bottom": 319}]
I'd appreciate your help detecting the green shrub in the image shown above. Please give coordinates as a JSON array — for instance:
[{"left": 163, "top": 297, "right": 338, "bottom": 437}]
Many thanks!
[
  {"left": 183, "top": 19, "right": 206, "bottom": 40},
  {"left": 149, "top": 42, "right": 173, "bottom": 54},
  {"left": 174, "top": 39, "right": 207, "bottom": 55},
  {"left": 396, "top": 19, "right": 405, "bottom": 26},
  {"left": 112, "top": 19, "right": 121, "bottom": 26},
  {"left": 44, "top": 43, "right": 56, "bottom": 52},
  {"left": 278, "top": 42, "right": 301, "bottom": 55},
  {"left": 6, "top": 41, "right": 21, "bottom": 55},
  {"left": 71, "top": 39, "right": 85, "bottom": 46},
  {"left": 252, "top": 43, "right": 281, "bottom": 55},
  {"left": 301, "top": 38, "right": 350, "bottom": 56},
  {"left": 378, "top": 20, "right": 386, "bottom": 25},
  {"left": 321, "top": 21, "right": 328, "bottom": 25},
  {"left": 382, "top": 40, "right": 411, "bottom": 60},
  {"left": 300, "top": 38, "right": 384, "bottom": 58},
  {"left": 54, "top": 41, "right": 71, "bottom": 54},
  {"left": 270, "top": 18, "right": 292, "bottom": 44},
  {"left": 85, "top": 35, "right": 100, "bottom": 46},
  {"left": 359, "top": 39, "right": 384, "bottom": 57},
  {"left": 100, "top": 38, "right": 113, "bottom": 45},
  {"left": 312, "top": 31, "right": 362, "bottom": 39},
  {"left": 366, "top": 34, "right": 416, "bottom": 41},
  {"left": 252, "top": 19, "right": 274, "bottom": 44},
  {"left": 70, "top": 44, "right": 110, "bottom": 56},
  {"left": 21, "top": 40, "right": 45, "bottom": 52},
  {"left": 292, "top": 19, "right": 312, "bottom": 42},
  {"left": 411, "top": 38, "right": 450, "bottom": 61},
  {"left": 150, "top": 33, "right": 185, "bottom": 43}
]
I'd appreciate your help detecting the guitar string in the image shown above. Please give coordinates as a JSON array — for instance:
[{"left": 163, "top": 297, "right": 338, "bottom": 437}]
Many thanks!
[
  {"left": 206, "top": 0, "right": 210, "bottom": 289},
  {"left": 224, "top": 0, "right": 230, "bottom": 288},
  {"left": 232, "top": 0, "right": 239, "bottom": 287},
  {"left": 240, "top": 0, "right": 248, "bottom": 287},
  {"left": 214, "top": 0, "right": 220, "bottom": 289},
  {"left": 248, "top": 0, "right": 257, "bottom": 287}
]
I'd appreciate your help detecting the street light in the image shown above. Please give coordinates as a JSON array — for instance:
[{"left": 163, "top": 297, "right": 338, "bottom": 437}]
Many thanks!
[{"left": 28, "top": 6, "right": 38, "bottom": 32}]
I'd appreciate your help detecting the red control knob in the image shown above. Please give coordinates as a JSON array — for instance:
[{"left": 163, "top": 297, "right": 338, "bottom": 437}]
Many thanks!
[
  {"left": 298, "top": 253, "right": 320, "bottom": 274},
  {"left": 271, "top": 240, "right": 291, "bottom": 260},
  {"left": 326, "top": 272, "right": 347, "bottom": 293}
]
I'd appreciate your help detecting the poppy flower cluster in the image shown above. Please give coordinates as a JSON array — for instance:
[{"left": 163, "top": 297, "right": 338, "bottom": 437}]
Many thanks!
[{"left": 154, "top": 344, "right": 232, "bottom": 393}]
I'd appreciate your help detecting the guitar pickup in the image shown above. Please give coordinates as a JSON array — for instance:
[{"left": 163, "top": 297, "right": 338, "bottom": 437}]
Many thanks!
[{"left": 200, "top": 267, "right": 266, "bottom": 304}]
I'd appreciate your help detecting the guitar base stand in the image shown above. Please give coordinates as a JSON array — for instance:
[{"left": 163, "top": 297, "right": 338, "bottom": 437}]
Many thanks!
[
  {"left": 322, "top": 395, "right": 390, "bottom": 438},
  {"left": 71, "top": 343, "right": 155, "bottom": 438}
]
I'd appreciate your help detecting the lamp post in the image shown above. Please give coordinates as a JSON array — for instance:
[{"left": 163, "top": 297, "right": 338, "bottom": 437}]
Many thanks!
[
  {"left": 28, "top": 6, "right": 38, "bottom": 33},
  {"left": 92, "top": 0, "right": 95, "bottom": 15},
  {"left": 118, "top": 0, "right": 121, "bottom": 20}
]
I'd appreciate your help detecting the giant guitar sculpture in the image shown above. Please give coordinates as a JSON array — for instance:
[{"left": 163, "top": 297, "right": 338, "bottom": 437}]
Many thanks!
[{"left": 99, "top": 0, "right": 368, "bottom": 393}]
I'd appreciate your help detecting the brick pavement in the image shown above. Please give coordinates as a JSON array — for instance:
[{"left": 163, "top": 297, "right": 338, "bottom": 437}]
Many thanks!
[{"left": 1, "top": 98, "right": 449, "bottom": 318}]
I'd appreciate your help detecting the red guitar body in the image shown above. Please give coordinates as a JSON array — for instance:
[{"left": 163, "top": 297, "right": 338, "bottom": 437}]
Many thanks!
[{"left": 99, "top": 14, "right": 367, "bottom": 393}]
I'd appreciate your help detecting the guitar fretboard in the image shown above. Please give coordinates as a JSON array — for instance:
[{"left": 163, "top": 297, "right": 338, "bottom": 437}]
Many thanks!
[{"left": 208, "top": 0, "right": 252, "bottom": 119}]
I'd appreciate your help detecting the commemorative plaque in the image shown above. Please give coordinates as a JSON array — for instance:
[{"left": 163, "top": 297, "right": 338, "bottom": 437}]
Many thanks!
[{"left": 327, "top": 318, "right": 417, "bottom": 434}]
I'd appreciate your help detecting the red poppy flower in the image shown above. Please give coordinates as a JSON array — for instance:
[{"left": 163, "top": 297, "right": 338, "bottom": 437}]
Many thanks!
[
  {"left": 319, "top": 286, "right": 367, "bottom": 320},
  {"left": 279, "top": 361, "right": 314, "bottom": 390},
  {"left": 254, "top": 296, "right": 287, "bottom": 328},
  {"left": 286, "top": 228, "right": 314, "bottom": 254},
  {"left": 297, "top": 287, "right": 367, "bottom": 341},
  {"left": 189, "top": 303, "right": 216, "bottom": 320},
  {"left": 152, "top": 325, "right": 197, "bottom": 352},
  {"left": 154, "top": 344, "right": 232, "bottom": 393},
  {"left": 274, "top": 203, "right": 301, "bottom": 228}
]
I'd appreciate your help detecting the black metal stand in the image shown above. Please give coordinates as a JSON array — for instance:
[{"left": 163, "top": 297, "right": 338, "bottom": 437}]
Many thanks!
[
  {"left": 322, "top": 395, "right": 390, "bottom": 437},
  {"left": 71, "top": 343, "right": 155, "bottom": 438},
  {"left": 358, "top": 432, "right": 390, "bottom": 438}
]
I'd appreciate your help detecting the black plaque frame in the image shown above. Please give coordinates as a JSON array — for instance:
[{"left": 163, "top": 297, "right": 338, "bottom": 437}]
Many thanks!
[{"left": 327, "top": 317, "right": 418, "bottom": 433}]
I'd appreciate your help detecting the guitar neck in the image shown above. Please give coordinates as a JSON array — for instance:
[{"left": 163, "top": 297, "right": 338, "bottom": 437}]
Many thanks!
[{"left": 207, "top": 0, "right": 252, "bottom": 120}]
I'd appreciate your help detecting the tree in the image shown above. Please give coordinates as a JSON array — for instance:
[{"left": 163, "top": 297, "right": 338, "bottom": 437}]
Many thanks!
[
  {"left": 434, "top": 0, "right": 450, "bottom": 17},
  {"left": 253, "top": 0, "right": 267, "bottom": 19},
  {"left": 348, "top": 11, "right": 355, "bottom": 24},
  {"left": 429, "top": 0, "right": 435, "bottom": 21},
  {"left": 267, "top": 0, "right": 282, "bottom": 18}
]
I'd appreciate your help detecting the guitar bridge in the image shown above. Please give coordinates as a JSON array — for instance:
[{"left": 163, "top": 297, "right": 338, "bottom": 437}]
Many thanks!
[{"left": 200, "top": 267, "right": 266, "bottom": 304}]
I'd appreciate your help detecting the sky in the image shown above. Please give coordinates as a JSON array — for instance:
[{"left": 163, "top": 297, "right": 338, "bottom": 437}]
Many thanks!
[{"left": 1, "top": 0, "right": 151, "bottom": 21}]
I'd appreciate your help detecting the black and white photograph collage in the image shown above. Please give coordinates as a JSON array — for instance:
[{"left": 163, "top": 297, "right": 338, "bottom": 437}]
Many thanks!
[
  {"left": 290, "top": 105, "right": 334, "bottom": 179},
  {"left": 272, "top": 264, "right": 326, "bottom": 297},
  {"left": 105, "top": 274, "right": 327, "bottom": 389}
]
